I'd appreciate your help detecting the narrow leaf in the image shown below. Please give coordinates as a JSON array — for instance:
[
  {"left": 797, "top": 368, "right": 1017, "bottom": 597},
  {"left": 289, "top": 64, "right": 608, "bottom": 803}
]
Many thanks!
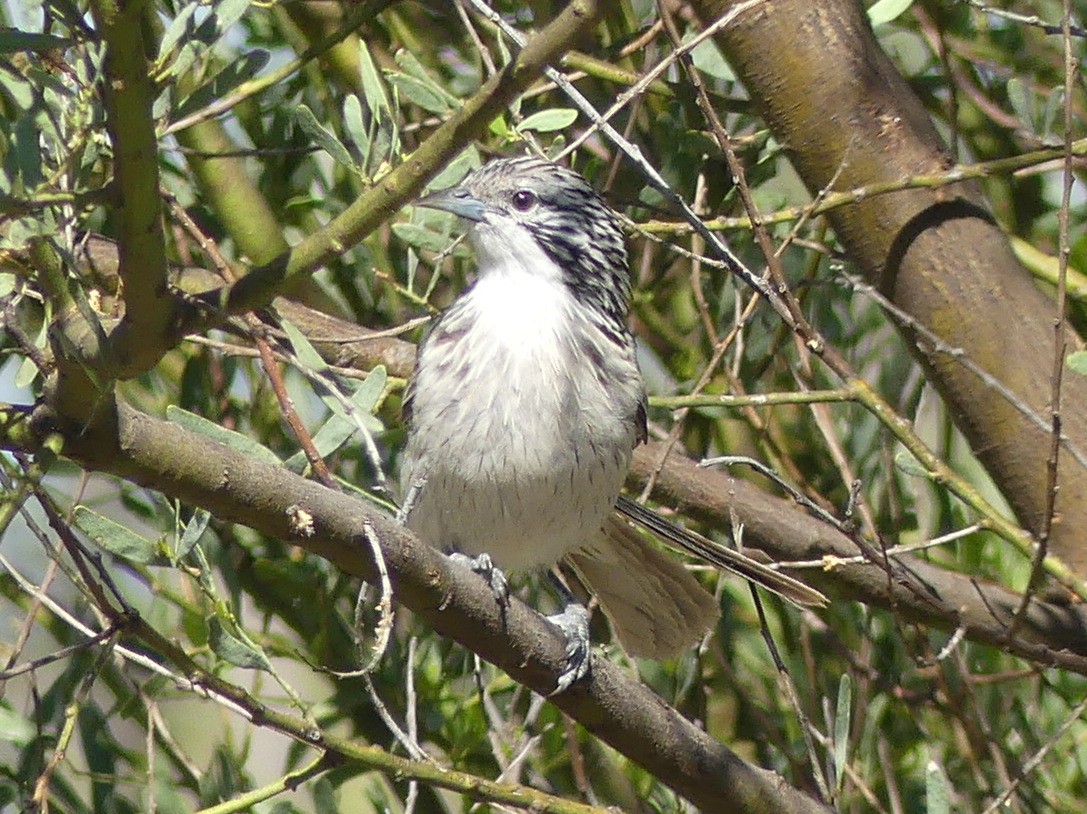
[
  {"left": 294, "top": 104, "right": 355, "bottom": 168},
  {"left": 867, "top": 0, "right": 916, "bottom": 27},
  {"left": 176, "top": 509, "right": 212, "bottom": 562},
  {"left": 1006, "top": 78, "right": 1033, "bottom": 127},
  {"left": 893, "top": 450, "right": 931, "bottom": 479},
  {"left": 833, "top": 674, "right": 852, "bottom": 792},
  {"left": 157, "top": 4, "right": 199, "bottom": 63},
  {"left": 391, "top": 222, "right": 459, "bottom": 254},
  {"left": 280, "top": 317, "right": 330, "bottom": 373},
  {"left": 343, "top": 94, "right": 370, "bottom": 172},
  {"left": 0, "top": 701, "right": 36, "bottom": 747},
  {"left": 171, "top": 49, "right": 269, "bottom": 122},
  {"left": 0, "top": 30, "right": 73, "bottom": 53},
  {"left": 386, "top": 73, "right": 451, "bottom": 115},
  {"left": 925, "top": 760, "right": 951, "bottom": 814},
  {"left": 1067, "top": 350, "right": 1087, "bottom": 377},
  {"left": 518, "top": 108, "right": 578, "bottom": 133},
  {"left": 192, "top": 0, "right": 252, "bottom": 49},
  {"left": 75, "top": 506, "right": 170, "bottom": 566},
  {"left": 358, "top": 43, "right": 391, "bottom": 118},
  {"left": 207, "top": 617, "right": 270, "bottom": 671},
  {"left": 166, "top": 405, "right": 283, "bottom": 467}
]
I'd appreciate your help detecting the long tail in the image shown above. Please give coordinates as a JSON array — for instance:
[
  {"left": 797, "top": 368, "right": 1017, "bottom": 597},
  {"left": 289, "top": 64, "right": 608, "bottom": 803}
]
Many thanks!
[
  {"left": 565, "top": 515, "right": 719, "bottom": 660},
  {"left": 615, "top": 495, "right": 828, "bottom": 608}
]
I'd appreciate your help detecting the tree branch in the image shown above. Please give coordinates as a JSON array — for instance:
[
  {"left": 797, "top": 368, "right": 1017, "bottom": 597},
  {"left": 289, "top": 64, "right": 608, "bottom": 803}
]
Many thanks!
[
  {"left": 89, "top": 0, "right": 171, "bottom": 377},
  {"left": 696, "top": 0, "right": 1087, "bottom": 570},
  {"left": 629, "top": 443, "right": 1087, "bottom": 670},
  {"left": 5, "top": 398, "right": 829, "bottom": 814}
]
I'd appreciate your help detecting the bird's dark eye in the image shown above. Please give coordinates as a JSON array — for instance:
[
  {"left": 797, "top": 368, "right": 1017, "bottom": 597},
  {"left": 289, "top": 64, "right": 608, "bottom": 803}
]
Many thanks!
[{"left": 511, "top": 189, "right": 537, "bottom": 211}]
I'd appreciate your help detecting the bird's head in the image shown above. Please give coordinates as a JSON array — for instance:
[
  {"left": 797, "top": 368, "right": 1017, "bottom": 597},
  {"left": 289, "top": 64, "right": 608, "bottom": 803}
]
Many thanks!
[{"left": 416, "top": 157, "right": 632, "bottom": 325}]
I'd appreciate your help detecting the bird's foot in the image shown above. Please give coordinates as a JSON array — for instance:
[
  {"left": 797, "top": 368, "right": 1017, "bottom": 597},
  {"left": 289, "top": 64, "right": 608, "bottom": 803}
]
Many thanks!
[
  {"left": 447, "top": 551, "right": 511, "bottom": 607},
  {"left": 545, "top": 602, "right": 592, "bottom": 694}
]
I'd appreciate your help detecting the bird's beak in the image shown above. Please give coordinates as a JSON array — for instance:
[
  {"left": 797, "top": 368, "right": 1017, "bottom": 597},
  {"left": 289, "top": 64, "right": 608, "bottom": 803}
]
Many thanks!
[{"left": 415, "top": 185, "right": 487, "bottom": 222}]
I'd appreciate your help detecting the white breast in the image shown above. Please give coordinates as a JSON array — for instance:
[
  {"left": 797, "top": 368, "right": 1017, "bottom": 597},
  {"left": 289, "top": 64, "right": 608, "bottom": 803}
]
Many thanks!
[{"left": 401, "top": 257, "right": 643, "bottom": 571}]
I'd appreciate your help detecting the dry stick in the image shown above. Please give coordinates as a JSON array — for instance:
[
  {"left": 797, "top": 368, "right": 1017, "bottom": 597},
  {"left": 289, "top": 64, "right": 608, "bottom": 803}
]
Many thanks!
[
  {"left": 165, "top": 194, "right": 337, "bottom": 489},
  {"left": 638, "top": 138, "right": 1087, "bottom": 236},
  {"left": 0, "top": 460, "right": 63, "bottom": 693},
  {"left": 733, "top": 512, "right": 832, "bottom": 804},
  {"left": 167, "top": 200, "right": 411, "bottom": 749},
  {"left": 661, "top": 6, "right": 889, "bottom": 548},
  {"left": 1007, "top": 0, "right": 1076, "bottom": 638},
  {"left": 32, "top": 628, "right": 122, "bottom": 810}
]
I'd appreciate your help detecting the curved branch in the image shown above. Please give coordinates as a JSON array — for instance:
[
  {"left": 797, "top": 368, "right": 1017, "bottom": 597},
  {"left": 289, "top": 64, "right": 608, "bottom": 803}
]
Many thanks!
[{"left": 629, "top": 443, "right": 1087, "bottom": 670}]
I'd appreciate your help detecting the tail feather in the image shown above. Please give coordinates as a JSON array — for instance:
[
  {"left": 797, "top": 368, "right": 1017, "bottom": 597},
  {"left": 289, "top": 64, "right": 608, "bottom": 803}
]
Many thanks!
[{"left": 565, "top": 516, "right": 719, "bottom": 660}]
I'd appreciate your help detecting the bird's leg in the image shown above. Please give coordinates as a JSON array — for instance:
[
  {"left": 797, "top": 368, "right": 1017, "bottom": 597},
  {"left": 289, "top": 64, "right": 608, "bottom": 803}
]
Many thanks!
[
  {"left": 398, "top": 476, "right": 510, "bottom": 606},
  {"left": 446, "top": 551, "right": 511, "bottom": 608},
  {"left": 545, "top": 571, "right": 592, "bottom": 694}
]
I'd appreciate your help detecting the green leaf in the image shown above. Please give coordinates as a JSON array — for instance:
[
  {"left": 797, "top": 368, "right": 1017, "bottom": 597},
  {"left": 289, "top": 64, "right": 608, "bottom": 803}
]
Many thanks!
[
  {"left": 387, "top": 73, "right": 451, "bottom": 115},
  {"left": 394, "top": 50, "right": 458, "bottom": 105},
  {"left": 1041, "top": 87, "right": 1065, "bottom": 142},
  {"left": 1067, "top": 350, "right": 1087, "bottom": 377},
  {"left": 358, "top": 44, "right": 398, "bottom": 170},
  {"left": 352, "top": 365, "right": 387, "bottom": 414},
  {"left": 176, "top": 509, "right": 212, "bottom": 563},
  {"left": 283, "top": 368, "right": 386, "bottom": 471},
  {"left": 166, "top": 405, "right": 283, "bottom": 467},
  {"left": 13, "top": 114, "right": 43, "bottom": 188},
  {"left": 207, "top": 617, "right": 270, "bottom": 671},
  {"left": 893, "top": 450, "right": 931, "bottom": 479},
  {"left": 0, "top": 30, "right": 74, "bottom": 53},
  {"left": 867, "top": 0, "right": 916, "bottom": 28},
  {"left": 192, "top": 0, "right": 253, "bottom": 49},
  {"left": 518, "top": 108, "right": 578, "bottom": 133},
  {"left": 75, "top": 506, "right": 171, "bottom": 566},
  {"left": 311, "top": 777, "right": 338, "bottom": 812},
  {"left": 0, "top": 700, "right": 36, "bottom": 747},
  {"left": 359, "top": 44, "right": 391, "bottom": 117},
  {"left": 392, "top": 222, "right": 460, "bottom": 254},
  {"left": 0, "top": 271, "right": 16, "bottom": 297},
  {"left": 690, "top": 39, "right": 735, "bottom": 82},
  {"left": 279, "top": 317, "right": 329, "bottom": 373},
  {"left": 1006, "top": 78, "right": 1033, "bottom": 127},
  {"left": 171, "top": 49, "right": 269, "bottom": 122},
  {"left": 294, "top": 104, "right": 355, "bottom": 169},
  {"left": 157, "top": 4, "right": 199, "bottom": 63},
  {"left": 343, "top": 94, "right": 370, "bottom": 172},
  {"left": 833, "top": 674, "right": 852, "bottom": 792},
  {"left": 429, "top": 147, "right": 479, "bottom": 189},
  {"left": 925, "top": 760, "right": 951, "bottom": 814}
]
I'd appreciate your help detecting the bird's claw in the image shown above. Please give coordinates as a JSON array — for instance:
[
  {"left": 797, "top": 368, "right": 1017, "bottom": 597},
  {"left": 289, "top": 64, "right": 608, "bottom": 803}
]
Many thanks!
[
  {"left": 447, "top": 551, "right": 511, "bottom": 607},
  {"left": 546, "top": 602, "right": 592, "bottom": 694}
]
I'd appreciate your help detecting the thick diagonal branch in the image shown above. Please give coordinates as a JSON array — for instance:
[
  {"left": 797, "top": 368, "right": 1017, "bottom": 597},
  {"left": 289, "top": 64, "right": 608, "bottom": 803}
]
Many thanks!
[{"left": 7, "top": 399, "right": 828, "bottom": 814}]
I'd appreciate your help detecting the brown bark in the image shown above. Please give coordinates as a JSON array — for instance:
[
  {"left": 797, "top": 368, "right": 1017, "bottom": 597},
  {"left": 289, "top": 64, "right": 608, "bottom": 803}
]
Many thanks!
[{"left": 694, "top": 0, "right": 1087, "bottom": 570}]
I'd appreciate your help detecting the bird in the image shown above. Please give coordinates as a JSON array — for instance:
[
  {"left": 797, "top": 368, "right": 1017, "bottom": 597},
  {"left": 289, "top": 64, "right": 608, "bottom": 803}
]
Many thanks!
[{"left": 399, "top": 156, "right": 824, "bottom": 690}]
